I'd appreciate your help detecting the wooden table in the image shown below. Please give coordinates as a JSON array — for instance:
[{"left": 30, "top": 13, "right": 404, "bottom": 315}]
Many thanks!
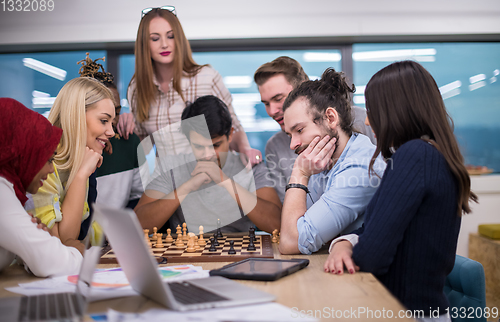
[{"left": 0, "top": 244, "right": 413, "bottom": 321}]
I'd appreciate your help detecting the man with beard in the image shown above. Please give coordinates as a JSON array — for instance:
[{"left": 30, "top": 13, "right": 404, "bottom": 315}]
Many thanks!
[
  {"left": 278, "top": 68, "right": 386, "bottom": 255},
  {"left": 254, "top": 56, "right": 375, "bottom": 203},
  {"left": 134, "top": 95, "right": 281, "bottom": 235}
]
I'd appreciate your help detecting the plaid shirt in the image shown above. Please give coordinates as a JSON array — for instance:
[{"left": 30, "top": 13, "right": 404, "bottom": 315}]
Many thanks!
[
  {"left": 24, "top": 166, "right": 102, "bottom": 246},
  {"left": 128, "top": 66, "right": 242, "bottom": 156}
]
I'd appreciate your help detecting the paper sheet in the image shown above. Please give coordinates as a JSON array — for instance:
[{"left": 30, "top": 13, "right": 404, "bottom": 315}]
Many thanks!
[
  {"left": 106, "top": 302, "right": 318, "bottom": 322},
  {"left": 6, "top": 265, "right": 210, "bottom": 302}
]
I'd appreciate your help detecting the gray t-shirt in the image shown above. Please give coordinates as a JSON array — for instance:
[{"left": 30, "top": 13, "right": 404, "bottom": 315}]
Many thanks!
[
  {"left": 264, "top": 106, "right": 376, "bottom": 203},
  {"left": 146, "top": 151, "right": 273, "bottom": 234},
  {"left": 351, "top": 106, "right": 376, "bottom": 144},
  {"left": 265, "top": 131, "right": 295, "bottom": 203}
]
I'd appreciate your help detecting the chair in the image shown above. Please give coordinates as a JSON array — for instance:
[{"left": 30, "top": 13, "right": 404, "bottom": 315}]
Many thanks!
[{"left": 443, "top": 255, "right": 486, "bottom": 322}]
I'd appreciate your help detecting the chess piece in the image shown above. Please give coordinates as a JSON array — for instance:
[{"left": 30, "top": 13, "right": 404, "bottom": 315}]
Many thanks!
[
  {"left": 228, "top": 240, "right": 236, "bottom": 255},
  {"left": 153, "top": 227, "right": 158, "bottom": 239},
  {"left": 182, "top": 222, "right": 188, "bottom": 241},
  {"left": 212, "top": 233, "right": 219, "bottom": 246},
  {"left": 248, "top": 227, "right": 256, "bottom": 243},
  {"left": 194, "top": 236, "right": 200, "bottom": 250},
  {"left": 247, "top": 237, "right": 256, "bottom": 251},
  {"left": 216, "top": 218, "right": 223, "bottom": 239},
  {"left": 155, "top": 233, "right": 163, "bottom": 248},
  {"left": 175, "top": 231, "right": 184, "bottom": 247},
  {"left": 209, "top": 237, "right": 217, "bottom": 252},
  {"left": 186, "top": 233, "right": 196, "bottom": 253},
  {"left": 165, "top": 228, "right": 173, "bottom": 243},
  {"left": 176, "top": 225, "right": 182, "bottom": 238},
  {"left": 272, "top": 229, "right": 278, "bottom": 243},
  {"left": 198, "top": 226, "right": 206, "bottom": 246},
  {"left": 144, "top": 229, "right": 151, "bottom": 248}
]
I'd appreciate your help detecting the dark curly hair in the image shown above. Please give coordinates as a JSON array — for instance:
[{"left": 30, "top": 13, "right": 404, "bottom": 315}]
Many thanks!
[
  {"left": 77, "top": 53, "right": 116, "bottom": 90},
  {"left": 181, "top": 95, "right": 232, "bottom": 140},
  {"left": 282, "top": 68, "right": 355, "bottom": 136}
]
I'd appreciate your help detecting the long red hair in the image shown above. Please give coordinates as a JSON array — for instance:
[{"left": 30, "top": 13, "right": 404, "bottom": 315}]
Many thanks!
[{"left": 129, "top": 8, "right": 205, "bottom": 123}]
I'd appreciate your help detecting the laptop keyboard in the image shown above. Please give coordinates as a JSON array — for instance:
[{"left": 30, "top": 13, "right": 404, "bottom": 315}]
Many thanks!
[
  {"left": 19, "top": 293, "right": 80, "bottom": 321},
  {"left": 169, "top": 282, "right": 229, "bottom": 305}
]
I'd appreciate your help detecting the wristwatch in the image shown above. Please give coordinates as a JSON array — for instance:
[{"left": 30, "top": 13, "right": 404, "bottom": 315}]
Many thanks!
[{"left": 285, "top": 183, "right": 309, "bottom": 193}]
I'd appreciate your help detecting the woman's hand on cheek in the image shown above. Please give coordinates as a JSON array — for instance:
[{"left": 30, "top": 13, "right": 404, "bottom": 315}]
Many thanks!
[{"left": 78, "top": 147, "right": 103, "bottom": 178}]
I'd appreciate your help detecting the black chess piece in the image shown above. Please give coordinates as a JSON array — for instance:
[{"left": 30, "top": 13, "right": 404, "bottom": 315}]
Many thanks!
[
  {"left": 228, "top": 240, "right": 236, "bottom": 255},
  {"left": 212, "top": 233, "right": 219, "bottom": 246},
  {"left": 248, "top": 227, "right": 256, "bottom": 243},
  {"left": 247, "top": 237, "right": 256, "bottom": 251},
  {"left": 209, "top": 237, "right": 217, "bottom": 252},
  {"left": 216, "top": 227, "right": 223, "bottom": 239}
]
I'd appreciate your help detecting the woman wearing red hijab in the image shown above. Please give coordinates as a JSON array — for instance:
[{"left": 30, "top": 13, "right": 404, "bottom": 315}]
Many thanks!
[{"left": 0, "top": 98, "right": 84, "bottom": 277}]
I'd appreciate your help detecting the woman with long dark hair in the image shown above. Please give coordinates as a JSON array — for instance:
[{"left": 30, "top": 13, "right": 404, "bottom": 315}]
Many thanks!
[{"left": 324, "top": 61, "right": 477, "bottom": 321}]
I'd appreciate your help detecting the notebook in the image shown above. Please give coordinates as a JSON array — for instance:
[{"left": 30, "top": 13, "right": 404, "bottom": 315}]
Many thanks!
[
  {"left": 0, "top": 235, "right": 103, "bottom": 321},
  {"left": 92, "top": 203, "right": 276, "bottom": 311}
]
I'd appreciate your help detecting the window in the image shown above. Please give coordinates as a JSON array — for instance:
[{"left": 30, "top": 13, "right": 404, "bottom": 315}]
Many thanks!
[
  {"left": 4, "top": 43, "right": 497, "bottom": 174},
  {"left": 353, "top": 43, "right": 500, "bottom": 172},
  {"left": 0, "top": 51, "right": 106, "bottom": 116}
]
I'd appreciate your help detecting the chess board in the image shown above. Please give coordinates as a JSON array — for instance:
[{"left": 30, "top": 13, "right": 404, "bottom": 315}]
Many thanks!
[{"left": 100, "top": 233, "right": 274, "bottom": 264}]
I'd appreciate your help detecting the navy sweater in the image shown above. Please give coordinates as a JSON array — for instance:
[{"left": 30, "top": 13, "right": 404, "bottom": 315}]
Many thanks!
[{"left": 352, "top": 139, "right": 461, "bottom": 314}]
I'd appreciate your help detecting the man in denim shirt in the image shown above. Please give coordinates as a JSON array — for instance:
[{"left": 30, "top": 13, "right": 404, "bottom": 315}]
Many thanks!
[{"left": 279, "top": 68, "right": 386, "bottom": 255}]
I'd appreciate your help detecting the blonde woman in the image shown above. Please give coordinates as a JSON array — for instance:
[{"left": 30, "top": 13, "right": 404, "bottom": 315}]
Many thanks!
[
  {"left": 26, "top": 77, "right": 115, "bottom": 245},
  {"left": 117, "top": 6, "right": 262, "bottom": 165}
]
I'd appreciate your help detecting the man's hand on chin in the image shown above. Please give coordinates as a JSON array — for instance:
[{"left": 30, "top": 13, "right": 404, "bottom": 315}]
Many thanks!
[{"left": 294, "top": 135, "right": 337, "bottom": 178}]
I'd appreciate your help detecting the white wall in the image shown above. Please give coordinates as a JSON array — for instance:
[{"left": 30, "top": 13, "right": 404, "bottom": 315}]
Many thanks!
[
  {"left": 0, "top": 0, "right": 499, "bottom": 46},
  {"left": 457, "top": 175, "right": 500, "bottom": 258}
]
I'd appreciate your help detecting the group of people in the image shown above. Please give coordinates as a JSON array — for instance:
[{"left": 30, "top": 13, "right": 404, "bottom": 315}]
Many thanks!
[{"left": 0, "top": 6, "right": 477, "bottom": 322}]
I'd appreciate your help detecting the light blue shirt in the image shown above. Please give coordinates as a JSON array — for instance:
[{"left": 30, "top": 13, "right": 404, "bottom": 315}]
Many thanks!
[{"left": 297, "top": 133, "right": 386, "bottom": 254}]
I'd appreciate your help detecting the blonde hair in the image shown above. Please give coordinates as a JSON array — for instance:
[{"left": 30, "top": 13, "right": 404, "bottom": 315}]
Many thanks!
[
  {"left": 49, "top": 77, "right": 114, "bottom": 187},
  {"left": 129, "top": 8, "right": 206, "bottom": 123}
]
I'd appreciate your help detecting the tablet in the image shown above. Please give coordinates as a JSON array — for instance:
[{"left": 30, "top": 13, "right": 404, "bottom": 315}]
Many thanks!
[{"left": 209, "top": 258, "right": 309, "bottom": 281}]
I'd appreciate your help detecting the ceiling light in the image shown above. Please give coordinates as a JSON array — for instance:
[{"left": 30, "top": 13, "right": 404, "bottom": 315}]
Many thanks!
[
  {"left": 23, "top": 58, "right": 67, "bottom": 81},
  {"left": 353, "top": 96, "right": 365, "bottom": 105},
  {"left": 303, "top": 52, "right": 341, "bottom": 62},
  {"left": 439, "top": 81, "right": 462, "bottom": 95},
  {"left": 223, "top": 76, "right": 253, "bottom": 89},
  {"left": 469, "top": 82, "right": 486, "bottom": 91},
  {"left": 442, "top": 89, "right": 461, "bottom": 100},
  {"left": 355, "top": 85, "right": 366, "bottom": 95},
  {"left": 32, "top": 90, "right": 50, "bottom": 98},
  {"left": 32, "top": 97, "right": 56, "bottom": 109},
  {"left": 353, "top": 48, "right": 436, "bottom": 62},
  {"left": 469, "top": 74, "right": 486, "bottom": 84}
]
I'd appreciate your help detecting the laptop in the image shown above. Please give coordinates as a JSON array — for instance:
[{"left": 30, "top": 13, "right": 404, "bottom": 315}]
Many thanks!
[
  {"left": 92, "top": 203, "right": 276, "bottom": 311},
  {"left": 0, "top": 235, "right": 103, "bottom": 321}
]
